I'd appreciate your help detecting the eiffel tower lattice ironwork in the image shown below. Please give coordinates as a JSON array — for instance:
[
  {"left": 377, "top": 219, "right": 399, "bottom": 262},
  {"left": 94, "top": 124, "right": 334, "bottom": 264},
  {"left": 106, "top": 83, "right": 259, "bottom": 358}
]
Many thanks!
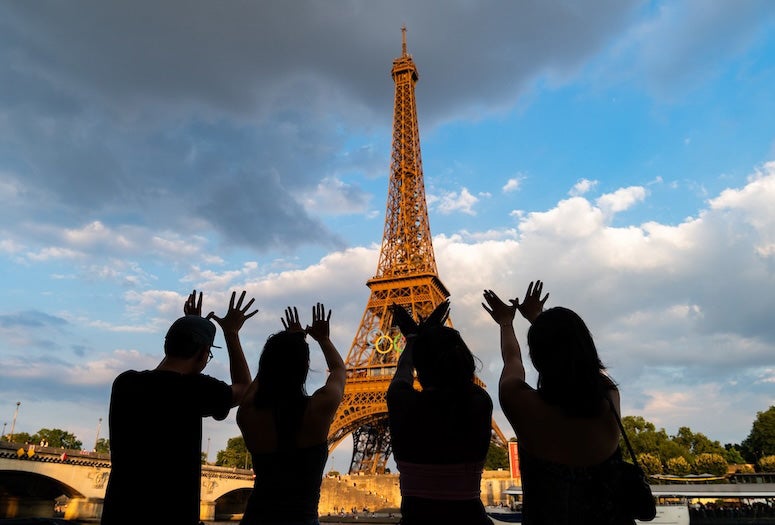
[{"left": 327, "top": 28, "right": 507, "bottom": 474}]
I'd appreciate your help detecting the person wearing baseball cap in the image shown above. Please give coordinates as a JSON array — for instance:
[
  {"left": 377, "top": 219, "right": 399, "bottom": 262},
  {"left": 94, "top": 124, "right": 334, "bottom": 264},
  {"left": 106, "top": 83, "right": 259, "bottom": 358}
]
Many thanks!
[{"left": 102, "top": 289, "right": 257, "bottom": 525}]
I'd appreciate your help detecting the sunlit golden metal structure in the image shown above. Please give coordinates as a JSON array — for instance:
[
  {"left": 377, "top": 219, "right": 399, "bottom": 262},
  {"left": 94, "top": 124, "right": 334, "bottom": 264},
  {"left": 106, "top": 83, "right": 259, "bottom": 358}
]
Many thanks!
[{"left": 327, "top": 28, "right": 506, "bottom": 474}]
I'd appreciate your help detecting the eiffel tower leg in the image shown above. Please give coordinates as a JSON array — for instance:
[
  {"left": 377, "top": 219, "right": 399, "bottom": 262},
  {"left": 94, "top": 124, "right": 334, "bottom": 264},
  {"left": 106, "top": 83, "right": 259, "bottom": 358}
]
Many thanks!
[{"left": 348, "top": 418, "right": 393, "bottom": 474}]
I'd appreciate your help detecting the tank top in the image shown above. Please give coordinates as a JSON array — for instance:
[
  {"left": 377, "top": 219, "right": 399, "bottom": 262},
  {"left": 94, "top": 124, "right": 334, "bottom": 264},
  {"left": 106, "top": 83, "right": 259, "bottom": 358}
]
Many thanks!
[
  {"left": 518, "top": 444, "right": 634, "bottom": 525},
  {"left": 241, "top": 442, "right": 328, "bottom": 524}
]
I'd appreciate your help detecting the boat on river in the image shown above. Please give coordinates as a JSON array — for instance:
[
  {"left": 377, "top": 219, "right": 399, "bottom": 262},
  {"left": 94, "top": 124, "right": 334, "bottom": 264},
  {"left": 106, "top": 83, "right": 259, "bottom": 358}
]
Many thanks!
[{"left": 486, "top": 503, "right": 688, "bottom": 525}]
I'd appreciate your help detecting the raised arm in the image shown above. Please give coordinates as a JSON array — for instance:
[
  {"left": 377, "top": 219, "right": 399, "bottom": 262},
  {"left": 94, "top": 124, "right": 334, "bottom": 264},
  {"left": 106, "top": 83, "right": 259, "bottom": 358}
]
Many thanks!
[
  {"left": 207, "top": 290, "right": 258, "bottom": 406},
  {"left": 482, "top": 289, "right": 525, "bottom": 385},
  {"left": 389, "top": 303, "right": 420, "bottom": 386},
  {"left": 307, "top": 303, "right": 345, "bottom": 415}
]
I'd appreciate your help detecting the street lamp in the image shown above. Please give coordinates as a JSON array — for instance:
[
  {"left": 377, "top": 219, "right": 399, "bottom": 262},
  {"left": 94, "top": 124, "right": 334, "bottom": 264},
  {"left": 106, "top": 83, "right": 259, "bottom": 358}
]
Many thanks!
[
  {"left": 9, "top": 402, "right": 20, "bottom": 443},
  {"left": 94, "top": 417, "right": 103, "bottom": 451},
  {"left": 1, "top": 422, "right": 6, "bottom": 441}
]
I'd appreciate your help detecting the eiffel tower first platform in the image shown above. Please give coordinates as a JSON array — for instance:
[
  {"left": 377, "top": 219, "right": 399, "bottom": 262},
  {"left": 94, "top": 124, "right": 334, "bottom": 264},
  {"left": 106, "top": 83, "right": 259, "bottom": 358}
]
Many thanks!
[{"left": 327, "top": 28, "right": 507, "bottom": 474}]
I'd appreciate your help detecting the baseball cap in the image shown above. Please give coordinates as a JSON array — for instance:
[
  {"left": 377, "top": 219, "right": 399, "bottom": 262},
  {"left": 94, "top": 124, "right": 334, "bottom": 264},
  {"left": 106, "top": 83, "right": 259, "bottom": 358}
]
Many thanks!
[{"left": 165, "top": 315, "right": 221, "bottom": 349}]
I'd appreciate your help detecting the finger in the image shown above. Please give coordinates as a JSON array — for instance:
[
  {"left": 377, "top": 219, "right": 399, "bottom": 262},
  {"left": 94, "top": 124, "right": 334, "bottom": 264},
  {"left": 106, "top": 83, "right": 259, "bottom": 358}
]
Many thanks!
[
  {"left": 196, "top": 291, "right": 202, "bottom": 311},
  {"left": 482, "top": 303, "right": 493, "bottom": 314},
  {"left": 205, "top": 311, "right": 216, "bottom": 320},
  {"left": 241, "top": 297, "right": 255, "bottom": 313},
  {"left": 229, "top": 291, "right": 236, "bottom": 310},
  {"left": 244, "top": 309, "right": 258, "bottom": 320},
  {"left": 293, "top": 306, "right": 299, "bottom": 323},
  {"left": 281, "top": 318, "right": 288, "bottom": 329},
  {"left": 326, "top": 308, "right": 332, "bottom": 322},
  {"left": 236, "top": 290, "right": 246, "bottom": 308}
]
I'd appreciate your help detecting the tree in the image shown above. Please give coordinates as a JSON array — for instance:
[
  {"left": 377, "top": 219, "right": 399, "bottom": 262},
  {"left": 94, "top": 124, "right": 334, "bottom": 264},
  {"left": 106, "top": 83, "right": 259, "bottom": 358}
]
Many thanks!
[
  {"left": 216, "top": 436, "right": 252, "bottom": 470},
  {"left": 758, "top": 455, "right": 775, "bottom": 472},
  {"left": 34, "top": 428, "right": 82, "bottom": 450},
  {"left": 694, "top": 453, "right": 728, "bottom": 476},
  {"left": 741, "top": 406, "right": 775, "bottom": 462},
  {"left": 95, "top": 438, "right": 110, "bottom": 454},
  {"left": 622, "top": 415, "right": 688, "bottom": 466},
  {"left": 4, "top": 431, "right": 33, "bottom": 444},
  {"left": 622, "top": 416, "right": 664, "bottom": 456},
  {"left": 637, "top": 453, "right": 663, "bottom": 476},
  {"left": 673, "top": 427, "right": 725, "bottom": 455},
  {"left": 666, "top": 456, "right": 691, "bottom": 476},
  {"left": 723, "top": 444, "right": 746, "bottom": 465},
  {"left": 484, "top": 443, "right": 508, "bottom": 470}
]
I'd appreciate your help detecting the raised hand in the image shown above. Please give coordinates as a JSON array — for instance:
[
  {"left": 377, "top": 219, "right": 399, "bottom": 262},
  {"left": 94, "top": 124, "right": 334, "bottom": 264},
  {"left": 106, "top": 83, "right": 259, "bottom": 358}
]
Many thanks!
[
  {"left": 208, "top": 290, "right": 258, "bottom": 335},
  {"left": 390, "top": 303, "right": 419, "bottom": 337},
  {"left": 305, "top": 302, "right": 332, "bottom": 342},
  {"left": 281, "top": 306, "right": 304, "bottom": 333},
  {"left": 184, "top": 290, "right": 203, "bottom": 316},
  {"left": 482, "top": 290, "right": 516, "bottom": 326},
  {"left": 514, "top": 280, "right": 549, "bottom": 323},
  {"left": 423, "top": 299, "right": 450, "bottom": 328}
]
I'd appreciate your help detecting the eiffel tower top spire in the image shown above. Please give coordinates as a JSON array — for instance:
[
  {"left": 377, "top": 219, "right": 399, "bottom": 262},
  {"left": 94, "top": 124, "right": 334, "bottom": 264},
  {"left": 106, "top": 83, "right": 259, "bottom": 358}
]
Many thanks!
[{"left": 374, "top": 26, "right": 440, "bottom": 282}]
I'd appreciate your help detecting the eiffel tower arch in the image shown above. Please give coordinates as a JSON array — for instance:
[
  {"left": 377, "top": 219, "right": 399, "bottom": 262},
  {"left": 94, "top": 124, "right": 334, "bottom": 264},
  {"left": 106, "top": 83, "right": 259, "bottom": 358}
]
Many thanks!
[{"left": 327, "top": 28, "right": 507, "bottom": 474}]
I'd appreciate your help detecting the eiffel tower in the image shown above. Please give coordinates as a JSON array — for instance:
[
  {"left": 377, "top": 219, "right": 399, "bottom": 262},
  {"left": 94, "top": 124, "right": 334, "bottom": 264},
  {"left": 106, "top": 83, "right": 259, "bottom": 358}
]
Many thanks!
[{"left": 327, "top": 28, "right": 507, "bottom": 474}]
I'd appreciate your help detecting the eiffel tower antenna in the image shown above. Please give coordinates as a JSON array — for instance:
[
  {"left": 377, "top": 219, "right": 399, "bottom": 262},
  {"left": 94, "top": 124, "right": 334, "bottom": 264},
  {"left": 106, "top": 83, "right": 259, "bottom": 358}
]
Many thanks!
[{"left": 327, "top": 28, "right": 506, "bottom": 474}]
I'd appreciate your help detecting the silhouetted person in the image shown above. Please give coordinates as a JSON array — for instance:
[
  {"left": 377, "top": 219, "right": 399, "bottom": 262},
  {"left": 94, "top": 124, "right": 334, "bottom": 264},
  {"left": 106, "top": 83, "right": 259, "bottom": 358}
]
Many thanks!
[
  {"left": 387, "top": 301, "right": 494, "bottom": 525},
  {"left": 102, "top": 290, "right": 257, "bottom": 525},
  {"left": 237, "top": 303, "right": 345, "bottom": 525},
  {"left": 483, "top": 281, "right": 629, "bottom": 525}
]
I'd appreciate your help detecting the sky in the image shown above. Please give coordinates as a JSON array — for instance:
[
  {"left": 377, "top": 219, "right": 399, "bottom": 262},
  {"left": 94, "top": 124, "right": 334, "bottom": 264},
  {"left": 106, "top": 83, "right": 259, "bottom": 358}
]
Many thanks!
[{"left": 1, "top": 1, "right": 774, "bottom": 474}]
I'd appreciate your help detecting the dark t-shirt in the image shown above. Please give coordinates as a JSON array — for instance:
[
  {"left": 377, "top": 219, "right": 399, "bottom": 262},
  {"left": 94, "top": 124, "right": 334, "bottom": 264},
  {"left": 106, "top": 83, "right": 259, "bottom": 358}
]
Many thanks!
[
  {"left": 387, "top": 381, "right": 493, "bottom": 525},
  {"left": 101, "top": 369, "right": 232, "bottom": 525}
]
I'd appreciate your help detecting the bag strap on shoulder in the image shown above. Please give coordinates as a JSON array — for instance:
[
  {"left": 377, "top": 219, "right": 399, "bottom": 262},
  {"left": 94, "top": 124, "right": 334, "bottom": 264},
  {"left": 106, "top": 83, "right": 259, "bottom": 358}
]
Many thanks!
[{"left": 606, "top": 395, "right": 641, "bottom": 467}]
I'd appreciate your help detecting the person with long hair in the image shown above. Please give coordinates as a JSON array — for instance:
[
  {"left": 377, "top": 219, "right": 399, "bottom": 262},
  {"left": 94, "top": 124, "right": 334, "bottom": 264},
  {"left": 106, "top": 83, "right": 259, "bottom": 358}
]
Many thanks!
[
  {"left": 483, "top": 281, "right": 631, "bottom": 525},
  {"left": 387, "top": 300, "right": 494, "bottom": 525},
  {"left": 237, "top": 303, "right": 345, "bottom": 525}
]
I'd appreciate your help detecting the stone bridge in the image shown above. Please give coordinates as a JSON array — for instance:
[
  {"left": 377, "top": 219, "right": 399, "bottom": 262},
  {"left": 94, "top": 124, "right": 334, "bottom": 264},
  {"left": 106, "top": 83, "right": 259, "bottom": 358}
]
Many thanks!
[{"left": 0, "top": 442, "right": 253, "bottom": 521}]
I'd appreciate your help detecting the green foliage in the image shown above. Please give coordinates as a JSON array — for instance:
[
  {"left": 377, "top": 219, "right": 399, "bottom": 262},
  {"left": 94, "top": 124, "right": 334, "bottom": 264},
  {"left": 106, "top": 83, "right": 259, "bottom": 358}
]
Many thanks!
[
  {"left": 95, "top": 438, "right": 110, "bottom": 454},
  {"left": 723, "top": 445, "right": 746, "bottom": 465},
  {"left": 4, "top": 431, "right": 33, "bottom": 444},
  {"left": 34, "top": 428, "right": 82, "bottom": 450},
  {"left": 637, "top": 453, "right": 663, "bottom": 475},
  {"left": 758, "top": 455, "right": 775, "bottom": 472},
  {"left": 216, "top": 436, "right": 252, "bottom": 470},
  {"left": 694, "top": 453, "right": 728, "bottom": 476},
  {"left": 484, "top": 443, "right": 509, "bottom": 470},
  {"left": 674, "top": 427, "right": 725, "bottom": 455},
  {"left": 666, "top": 456, "right": 691, "bottom": 476},
  {"left": 741, "top": 406, "right": 775, "bottom": 462}
]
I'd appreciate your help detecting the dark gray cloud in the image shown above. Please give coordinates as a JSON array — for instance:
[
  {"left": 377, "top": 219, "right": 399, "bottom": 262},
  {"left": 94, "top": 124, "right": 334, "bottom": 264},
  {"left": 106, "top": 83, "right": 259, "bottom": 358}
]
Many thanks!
[
  {"left": 1, "top": 0, "right": 771, "bottom": 256},
  {"left": 0, "top": 0, "right": 646, "bottom": 254}
]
